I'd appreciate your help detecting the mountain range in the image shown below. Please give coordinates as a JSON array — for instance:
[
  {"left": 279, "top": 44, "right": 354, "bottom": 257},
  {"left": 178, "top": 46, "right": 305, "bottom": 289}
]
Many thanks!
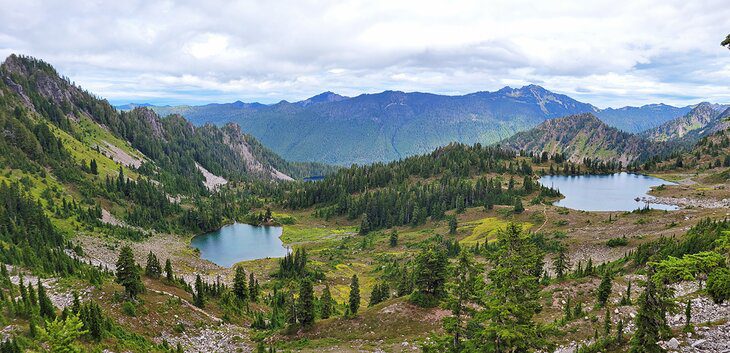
[{"left": 139, "top": 86, "right": 708, "bottom": 165}]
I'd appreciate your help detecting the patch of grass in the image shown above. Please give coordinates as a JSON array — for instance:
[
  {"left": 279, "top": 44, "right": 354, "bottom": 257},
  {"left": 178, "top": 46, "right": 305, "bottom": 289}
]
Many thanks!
[
  {"left": 280, "top": 225, "right": 356, "bottom": 244},
  {"left": 460, "top": 217, "right": 532, "bottom": 244}
]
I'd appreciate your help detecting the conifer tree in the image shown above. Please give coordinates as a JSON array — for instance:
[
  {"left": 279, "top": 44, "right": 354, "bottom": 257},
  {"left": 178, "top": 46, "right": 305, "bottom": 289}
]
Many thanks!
[
  {"left": 553, "top": 246, "right": 568, "bottom": 279},
  {"left": 683, "top": 300, "right": 693, "bottom": 333},
  {"left": 38, "top": 279, "right": 55, "bottom": 319},
  {"left": 249, "top": 273, "right": 258, "bottom": 302},
  {"left": 165, "top": 259, "right": 174, "bottom": 282},
  {"left": 449, "top": 216, "right": 458, "bottom": 235},
  {"left": 145, "top": 251, "right": 161, "bottom": 279},
  {"left": 597, "top": 270, "right": 613, "bottom": 307},
  {"left": 193, "top": 274, "right": 205, "bottom": 308},
  {"left": 298, "top": 279, "right": 315, "bottom": 327},
  {"left": 444, "top": 251, "right": 482, "bottom": 350},
  {"left": 616, "top": 319, "right": 624, "bottom": 343},
  {"left": 411, "top": 244, "right": 448, "bottom": 307},
  {"left": 320, "top": 284, "right": 333, "bottom": 319},
  {"left": 90, "top": 159, "right": 98, "bottom": 175},
  {"left": 348, "top": 275, "right": 360, "bottom": 315},
  {"left": 389, "top": 231, "right": 398, "bottom": 247},
  {"left": 603, "top": 307, "right": 612, "bottom": 336},
  {"left": 116, "top": 245, "right": 144, "bottom": 299},
  {"left": 233, "top": 266, "right": 248, "bottom": 302},
  {"left": 629, "top": 277, "right": 664, "bottom": 353}
]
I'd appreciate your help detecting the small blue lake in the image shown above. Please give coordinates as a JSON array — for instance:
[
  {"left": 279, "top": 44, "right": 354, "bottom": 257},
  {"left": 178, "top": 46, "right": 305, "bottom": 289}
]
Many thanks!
[
  {"left": 190, "top": 223, "right": 289, "bottom": 267},
  {"left": 538, "top": 173, "right": 678, "bottom": 212}
]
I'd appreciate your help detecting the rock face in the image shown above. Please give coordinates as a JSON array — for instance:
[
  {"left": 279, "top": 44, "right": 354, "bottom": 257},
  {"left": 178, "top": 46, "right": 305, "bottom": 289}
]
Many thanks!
[{"left": 220, "top": 123, "right": 293, "bottom": 181}]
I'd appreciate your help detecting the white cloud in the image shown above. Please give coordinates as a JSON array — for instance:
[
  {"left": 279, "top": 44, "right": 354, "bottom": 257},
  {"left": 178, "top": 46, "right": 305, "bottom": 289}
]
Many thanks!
[{"left": 0, "top": 0, "right": 728, "bottom": 107}]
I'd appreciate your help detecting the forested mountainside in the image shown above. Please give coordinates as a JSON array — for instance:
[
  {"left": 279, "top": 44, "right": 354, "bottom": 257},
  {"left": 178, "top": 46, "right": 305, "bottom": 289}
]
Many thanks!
[
  {"left": 151, "top": 85, "right": 599, "bottom": 165},
  {"left": 0, "top": 54, "right": 334, "bottom": 235},
  {"left": 500, "top": 113, "right": 659, "bottom": 165},
  {"left": 642, "top": 102, "right": 730, "bottom": 143},
  {"left": 595, "top": 103, "right": 692, "bottom": 133},
  {"left": 145, "top": 86, "right": 695, "bottom": 165}
]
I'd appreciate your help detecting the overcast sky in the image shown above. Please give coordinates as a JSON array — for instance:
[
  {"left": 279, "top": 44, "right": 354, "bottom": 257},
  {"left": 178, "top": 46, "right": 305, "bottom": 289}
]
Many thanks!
[{"left": 1, "top": 0, "right": 728, "bottom": 108}]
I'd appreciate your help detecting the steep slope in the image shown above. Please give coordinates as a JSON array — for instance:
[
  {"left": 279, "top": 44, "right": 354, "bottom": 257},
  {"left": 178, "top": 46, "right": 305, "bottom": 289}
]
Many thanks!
[
  {"left": 501, "top": 113, "right": 655, "bottom": 164},
  {"left": 595, "top": 103, "right": 691, "bottom": 133},
  {"left": 151, "top": 85, "right": 599, "bottom": 165},
  {"left": 642, "top": 103, "right": 728, "bottom": 143}
]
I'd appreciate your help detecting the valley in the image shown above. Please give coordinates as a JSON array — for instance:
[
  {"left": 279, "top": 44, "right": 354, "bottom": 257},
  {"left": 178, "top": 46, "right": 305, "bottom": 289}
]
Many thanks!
[{"left": 0, "top": 53, "right": 728, "bottom": 353}]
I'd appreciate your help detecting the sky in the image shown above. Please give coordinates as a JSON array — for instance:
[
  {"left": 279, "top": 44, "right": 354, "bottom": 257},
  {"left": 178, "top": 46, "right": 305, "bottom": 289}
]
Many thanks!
[{"left": 0, "top": 0, "right": 728, "bottom": 108}]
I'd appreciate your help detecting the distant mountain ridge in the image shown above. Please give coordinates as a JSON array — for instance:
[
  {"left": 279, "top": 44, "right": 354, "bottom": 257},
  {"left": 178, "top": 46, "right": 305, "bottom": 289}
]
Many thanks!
[
  {"left": 501, "top": 113, "right": 657, "bottom": 164},
  {"left": 642, "top": 103, "right": 730, "bottom": 144},
  {"left": 136, "top": 86, "right": 700, "bottom": 165}
]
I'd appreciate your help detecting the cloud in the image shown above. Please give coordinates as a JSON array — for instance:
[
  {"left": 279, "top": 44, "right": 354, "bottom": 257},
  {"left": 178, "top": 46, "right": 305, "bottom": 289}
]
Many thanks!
[{"left": 0, "top": 0, "right": 728, "bottom": 107}]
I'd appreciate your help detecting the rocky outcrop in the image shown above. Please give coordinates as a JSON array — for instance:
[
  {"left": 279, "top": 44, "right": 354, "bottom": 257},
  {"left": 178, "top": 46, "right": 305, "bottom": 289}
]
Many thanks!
[{"left": 221, "top": 123, "right": 293, "bottom": 181}]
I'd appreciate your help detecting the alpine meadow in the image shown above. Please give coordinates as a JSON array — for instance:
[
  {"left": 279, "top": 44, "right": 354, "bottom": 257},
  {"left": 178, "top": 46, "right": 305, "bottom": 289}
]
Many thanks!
[{"left": 0, "top": 1, "right": 729, "bottom": 353}]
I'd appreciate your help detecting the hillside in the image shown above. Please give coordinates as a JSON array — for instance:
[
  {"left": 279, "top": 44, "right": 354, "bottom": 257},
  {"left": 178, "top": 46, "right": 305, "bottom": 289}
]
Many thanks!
[
  {"left": 146, "top": 87, "right": 700, "bottom": 165},
  {"left": 594, "top": 103, "right": 691, "bottom": 132},
  {"left": 500, "top": 113, "right": 656, "bottom": 165},
  {"left": 642, "top": 102, "right": 730, "bottom": 143},
  {"left": 150, "top": 85, "right": 599, "bottom": 165}
]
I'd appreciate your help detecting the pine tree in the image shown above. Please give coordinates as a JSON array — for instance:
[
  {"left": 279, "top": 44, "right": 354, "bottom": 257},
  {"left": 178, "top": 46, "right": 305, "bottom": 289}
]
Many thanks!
[
  {"left": 563, "top": 297, "right": 572, "bottom": 322},
  {"left": 629, "top": 277, "right": 664, "bottom": 353},
  {"left": 444, "top": 251, "right": 482, "bottom": 350},
  {"left": 449, "top": 216, "right": 458, "bottom": 235},
  {"left": 145, "top": 251, "right": 161, "bottom": 279},
  {"left": 165, "top": 259, "right": 174, "bottom": 281},
  {"left": 298, "top": 279, "right": 315, "bottom": 327},
  {"left": 513, "top": 197, "right": 524, "bottom": 213},
  {"left": 473, "top": 223, "right": 546, "bottom": 352},
  {"left": 411, "top": 244, "right": 448, "bottom": 307},
  {"left": 603, "top": 307, "right": 612, "bottom": 336},
  {"left": 320, "top": 284, "right": 333, "bottom": 319},
  {"left": 249, "top": 273, "right": 258, "bottom": 302},
  {"left": 233, "top": 266, "right": 248, "bottom": 302},
  {"left": 116, "top": 245, "right": 144, "bottom": 299},
  {"left": 38, "top": 279, "right": 55, "bottom": 319},
  {"left": 193, "top": 274, "right": 205, "bottom": 308},
  {"left": 683, "top": 300, "right": 693, "bottom": 333},
  {"left": 616, "top": 319, "right": 624, "bottom": 343},
  {"left": 348, "top": 275, "right": 360, "bottom": 315},
  {"left": 359, "top": 215, "right": 370, "bottom": 235},
  {"left": 597, "top": 270, "right": 613, "bottom": 307},
  {"left": 553, "top": 246, "right": 568, "bottom": 279},
  {"left": 389, "top": 231, "right": 398, "bottom": 247},
  {"left": 90, "top": 159, "right": 98, "bottom": 175}
]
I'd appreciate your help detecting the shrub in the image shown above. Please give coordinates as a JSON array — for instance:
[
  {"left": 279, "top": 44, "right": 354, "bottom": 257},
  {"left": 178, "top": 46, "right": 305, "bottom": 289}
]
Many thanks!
[
  {"left": 606, "top": 236, "right": 628, "bottom": 248},
  {"left": 121, "top": 301, "right": 137, "bottom": 317},
  {"left": 707, "top": 268, "right": 730, "bottom": 303}
]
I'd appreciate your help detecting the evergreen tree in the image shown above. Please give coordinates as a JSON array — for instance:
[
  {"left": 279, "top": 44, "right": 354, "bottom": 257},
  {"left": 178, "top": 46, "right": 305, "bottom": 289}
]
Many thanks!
[
  {"left": 38, "top": 279, "right": 55, "bottom": 319},
  {"left": 449, "top": 216, "right": 458, "bottom": 235},
  {"left": 411, "top": 244, "right": 448, "bottom": 307},
  {"left": 616, "top": 319, "right": 624, "bottom": 343},
  {"left": 320, "top": 284, "right": 333, "bottom": 319},
  {"left": 513, "top": 197, "right": 524, "bottom": 213},
  {"left": 597, "top": 270, "right": 613, "bottom": 307},
  {"left": 39, "top": 314, "right": 87, "bottom": 353},
  {"left": 193, "top": 274, "right": 205, "bottom": 308},
  {"left": 233, "top": 266, "right": 248, "bottom": 302},
  {"left": 603, "top": 307, "right": 612, "bottom": 336},
  {"left": 389, "top": 231, "right": 398, "bottom": 247},
  {"left": 116, "top": 245, "right": 144, "bottom": 299},
  {"left": 444, "top": 251, "right": 482, "bottom": 350},
  {"left": 145, "top": 251, "right": 161, "bottom": 279},
  {"left": 90, "top": 159, "right": 98, "bottom": 175},
  {"left": 359, "top": 215, "right": 371, "bottom": 235},
  {"left": 249, "top": 273, "right": 258, "bottom": 302},
  {"left": 683, "top": 300, "right": 693, "bottom": 333},
  {"left": 348, "top": 275, "right": 360, "bottom": 315},
  {"left": 165, "top": 259, "right": 174, "bottom": 282},
  {"left": 553, "top": 246, "right": 568, "bottom": 279},
  {"left": 629, "top": 277, "right": 664, "bottom": 353},
  {"left": 298, "top": 279, "right": 315, "bottom": 327},
  {"left": 470, "top": 223, "right": 546, "bottom": 352}
]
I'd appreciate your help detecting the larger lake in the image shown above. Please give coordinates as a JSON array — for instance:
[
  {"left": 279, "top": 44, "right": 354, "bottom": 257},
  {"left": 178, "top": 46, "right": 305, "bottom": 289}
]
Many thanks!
[
  {"left": 538, "top": 173, "right": 678, "bottom": 211},
  {"left": 191, "top": 223, "right": 289, "bottom": 267}
]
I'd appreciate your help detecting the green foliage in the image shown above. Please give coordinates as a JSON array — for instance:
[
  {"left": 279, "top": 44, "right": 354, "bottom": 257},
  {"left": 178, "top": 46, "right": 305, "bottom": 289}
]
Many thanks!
[
  {"left": 597, "top": 271, "right": 613, "bottom": 307},
  {"left": 320, "top": 284, "right": 334, "bottom": 319},
  {"left": 629, "top": 276, "right": 666, "bottom": 353},
  {"left": 297, "top": 279, "right": 315, "bottom": 327},
  {"left": 39, "top": 314, "right": 88, "bottom": 353},
  {"left": 348, "top": 275, "right": 360, "bottom": 315},
  {"left": 652, "top": 251, "right": 725, "bottom": 285},
  {"left": 467, "top": 223, "right": 547, "bottom": 352},
  {"left": 116, "top": 245, "right": 144, "bottom": 299},
  {"left": 606, "top": 236, "right": 628, "bottom": 247},
  {"left": 233, "top": 265, "right": 248, "bottom": 302},
  {"left": 193, "top": 274, "right": 205, "bottom": 308},
  {"left": 410, "top": 245, "right": 448, "bottom": 308},
  {"left": 707, "top": 267, "right": 730, "bottom": 303},
  {"left": 145, "top": 251, "right": 162, "bottom": 279}
]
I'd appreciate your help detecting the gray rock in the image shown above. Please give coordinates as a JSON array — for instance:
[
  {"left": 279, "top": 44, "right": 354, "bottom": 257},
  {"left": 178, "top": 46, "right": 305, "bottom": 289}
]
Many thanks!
[{"left": 667, "top": 337, "right": 680, "bottom": 350}]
